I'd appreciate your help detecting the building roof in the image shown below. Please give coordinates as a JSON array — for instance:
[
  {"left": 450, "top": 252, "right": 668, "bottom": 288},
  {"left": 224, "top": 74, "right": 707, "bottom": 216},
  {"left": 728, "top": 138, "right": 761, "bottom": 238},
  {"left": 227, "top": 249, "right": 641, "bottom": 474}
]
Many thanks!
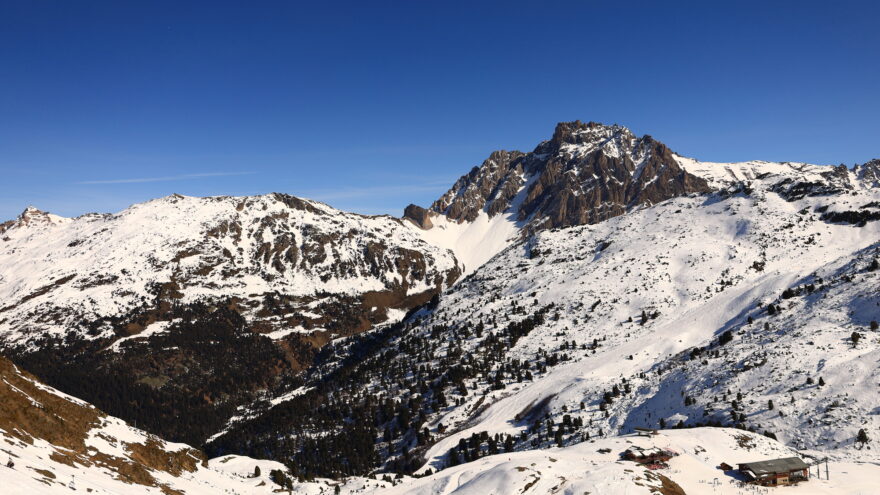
[
  {"left": 738, "top": 457, "right": 810, "bottom": 476},
  {"left": 625, "top": 447, "right": 665, "bottom": 456}
]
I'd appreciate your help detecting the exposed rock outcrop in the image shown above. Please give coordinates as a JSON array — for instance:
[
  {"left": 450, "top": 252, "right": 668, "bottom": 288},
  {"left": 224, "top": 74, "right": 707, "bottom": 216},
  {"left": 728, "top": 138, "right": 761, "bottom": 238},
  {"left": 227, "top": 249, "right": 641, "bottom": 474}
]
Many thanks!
[
  {"left": 402, "top": 204, "right": 434, "bottom": 229},
  {"left": 423, "top": 121, "right": 712, "bottom": 232}
]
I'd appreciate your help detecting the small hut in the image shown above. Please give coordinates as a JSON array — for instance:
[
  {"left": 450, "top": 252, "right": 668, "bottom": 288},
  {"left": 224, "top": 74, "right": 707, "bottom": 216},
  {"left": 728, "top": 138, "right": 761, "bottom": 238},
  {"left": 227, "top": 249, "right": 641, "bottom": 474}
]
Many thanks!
[
  {"left": 737, "top": 457, "right": 810, "bottom": 486},
  {"left": 634, "top": 427, "right": 659, "bottom": 437}
]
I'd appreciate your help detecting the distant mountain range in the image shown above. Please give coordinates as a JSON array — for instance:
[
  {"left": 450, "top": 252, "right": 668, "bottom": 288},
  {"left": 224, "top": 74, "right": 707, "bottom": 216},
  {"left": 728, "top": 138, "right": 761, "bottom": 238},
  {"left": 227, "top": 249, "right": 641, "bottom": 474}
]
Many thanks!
[{"left": 2, "top": 121, "right": 879, "bottom": 493}]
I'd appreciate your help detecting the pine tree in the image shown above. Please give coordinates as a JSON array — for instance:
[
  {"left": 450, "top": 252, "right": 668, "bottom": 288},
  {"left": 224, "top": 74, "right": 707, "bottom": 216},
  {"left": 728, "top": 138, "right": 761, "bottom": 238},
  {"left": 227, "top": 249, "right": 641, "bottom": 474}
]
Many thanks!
[{"left": 857, "top": 429, "right": 870, "bottom": 444}]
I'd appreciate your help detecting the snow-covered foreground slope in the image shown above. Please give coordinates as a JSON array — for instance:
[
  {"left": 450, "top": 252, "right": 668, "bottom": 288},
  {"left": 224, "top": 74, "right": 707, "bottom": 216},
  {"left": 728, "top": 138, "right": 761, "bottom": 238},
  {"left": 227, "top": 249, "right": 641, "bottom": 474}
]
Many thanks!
[
  {"left": 0, "top": 352, "right": 408, "bottom": 494},
  {"left": 0, "top": 354, "right": 291, "bottom": 494},
  {"left": 387, "top": 428, "right": 879, "bottom": 495}
]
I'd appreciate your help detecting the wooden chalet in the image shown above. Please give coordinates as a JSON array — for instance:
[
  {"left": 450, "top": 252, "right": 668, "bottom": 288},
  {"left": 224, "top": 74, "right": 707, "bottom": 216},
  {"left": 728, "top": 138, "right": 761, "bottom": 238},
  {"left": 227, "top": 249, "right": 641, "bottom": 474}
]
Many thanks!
[{"left": 737, "top": 457, "right": 810, "bottom": 486}]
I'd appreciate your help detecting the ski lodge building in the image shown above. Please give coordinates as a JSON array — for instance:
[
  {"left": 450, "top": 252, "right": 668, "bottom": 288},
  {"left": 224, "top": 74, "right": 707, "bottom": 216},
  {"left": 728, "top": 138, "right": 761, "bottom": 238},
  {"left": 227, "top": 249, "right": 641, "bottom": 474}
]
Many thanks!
[{"left": 737, "top": 457, "right": 810, "bottom": 486}]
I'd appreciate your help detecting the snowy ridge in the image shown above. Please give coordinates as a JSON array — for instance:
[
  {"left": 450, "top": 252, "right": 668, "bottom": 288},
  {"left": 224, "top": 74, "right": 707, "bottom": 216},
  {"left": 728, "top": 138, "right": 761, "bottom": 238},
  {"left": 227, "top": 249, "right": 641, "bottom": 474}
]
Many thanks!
[
  {"left": 0, "top": 193, "right": 461, "bottom": 347},
  {"left": 675, "top": 155, "right": 834, "bottom": 188}
]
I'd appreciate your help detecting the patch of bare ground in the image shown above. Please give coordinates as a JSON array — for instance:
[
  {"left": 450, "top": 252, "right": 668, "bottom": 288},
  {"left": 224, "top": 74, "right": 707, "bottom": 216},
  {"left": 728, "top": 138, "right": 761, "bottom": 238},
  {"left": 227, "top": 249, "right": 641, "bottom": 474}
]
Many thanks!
[
  {"left": 644, "top": 470, "right": 687, "bottom": 495},
  {"left": 521, "top": 473, "right": 540, "bottom": 493}
]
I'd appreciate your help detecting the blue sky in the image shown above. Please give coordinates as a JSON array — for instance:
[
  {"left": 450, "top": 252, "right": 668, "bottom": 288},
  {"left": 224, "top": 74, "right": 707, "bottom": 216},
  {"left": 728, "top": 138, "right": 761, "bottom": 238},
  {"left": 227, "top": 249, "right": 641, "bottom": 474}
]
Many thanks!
[{"left": 1, "top": 1, "right": 878, "bottom": 219}]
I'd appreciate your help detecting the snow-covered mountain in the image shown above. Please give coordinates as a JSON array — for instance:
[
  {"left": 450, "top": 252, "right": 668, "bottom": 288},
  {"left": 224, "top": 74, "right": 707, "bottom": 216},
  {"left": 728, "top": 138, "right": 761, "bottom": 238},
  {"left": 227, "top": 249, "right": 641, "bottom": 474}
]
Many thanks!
[
  {"left": 3, "top": 120, "right": 880, "bottom": 493},
  {"left": 402, "top": 160, "right": 880, "bottom": 469},
  {"left": 0, "top": 192, "right": 460, "bottom": 347},
  {"left": 211, "top": 139, "right": 880, "bottom": 483},
  {"left": 402, "top": 120, "right": 711, "bottom": 272},
  {"left": 0, "top": 192, "right": 460, "bottom": 446}
]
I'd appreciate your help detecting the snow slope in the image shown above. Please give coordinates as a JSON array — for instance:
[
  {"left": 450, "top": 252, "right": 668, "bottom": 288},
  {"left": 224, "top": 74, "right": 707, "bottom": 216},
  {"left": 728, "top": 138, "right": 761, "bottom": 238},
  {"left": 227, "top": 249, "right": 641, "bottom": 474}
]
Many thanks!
[
  {"left": 386, "top": 428, "right": 879, "bottom": 495},
  {"left": 0, "top": 354, "right": 277, "bottom": 494},
  {"left": 409, "top": 184, "right": 530, "bottom": 274},
  {"left": 310, "top": 157, "right": 880, "bottom": 474}
]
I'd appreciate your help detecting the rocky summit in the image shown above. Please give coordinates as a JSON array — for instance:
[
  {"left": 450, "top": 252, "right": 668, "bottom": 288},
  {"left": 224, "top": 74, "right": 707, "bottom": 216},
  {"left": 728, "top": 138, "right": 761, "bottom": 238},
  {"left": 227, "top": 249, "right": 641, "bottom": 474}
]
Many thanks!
[{"left": 407, "top": 121, "right": 711, "bottom": 233}]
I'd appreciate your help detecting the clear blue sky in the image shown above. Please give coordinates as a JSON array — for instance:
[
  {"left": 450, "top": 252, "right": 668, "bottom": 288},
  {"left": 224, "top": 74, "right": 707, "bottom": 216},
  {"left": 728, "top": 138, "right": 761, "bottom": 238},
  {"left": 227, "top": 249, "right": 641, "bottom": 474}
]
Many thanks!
[{"left": 2, "top": 1, "right": 878, "bottom": 219}]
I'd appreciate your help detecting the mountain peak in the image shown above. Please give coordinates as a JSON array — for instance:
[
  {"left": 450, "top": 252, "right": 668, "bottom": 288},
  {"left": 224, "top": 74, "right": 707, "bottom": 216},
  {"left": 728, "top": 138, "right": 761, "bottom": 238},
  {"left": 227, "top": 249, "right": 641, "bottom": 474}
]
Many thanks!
[
  {"left": 2, "top": 205, "right": 64, "bottom": 231},
  {"left": 856, "top": 158, "right": 880, "bottom": 186},
  {"left": 20, "top": 205, "right": 47, "bottom": 217},
  {"left": 418, "top": 120, "right": 710, "bottom": 232},
  {"left": 548, "top": 120, "right": 632, "bottom": 148}
]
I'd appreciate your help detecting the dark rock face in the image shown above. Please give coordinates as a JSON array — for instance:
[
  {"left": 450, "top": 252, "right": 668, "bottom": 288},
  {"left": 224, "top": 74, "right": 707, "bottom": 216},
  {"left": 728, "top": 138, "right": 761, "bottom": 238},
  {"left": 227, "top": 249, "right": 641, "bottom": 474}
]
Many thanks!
[
  {"left": 767, "top": 158, "right": 880, "bottom": 203},
  {"left": 425, "top": 121, "right": 712, "bottom": 231},
  {"left": 430, "top": 150, "right": 529, "bottom": 223},
  {"left": 856, "top": 159, "right": 880, "bottom": 187},
  {"left": 402, "top": 204, "right": 433, "bottom": 229},
  {"left": 770, "top": 164, "right": 854, "bottom": 201}
]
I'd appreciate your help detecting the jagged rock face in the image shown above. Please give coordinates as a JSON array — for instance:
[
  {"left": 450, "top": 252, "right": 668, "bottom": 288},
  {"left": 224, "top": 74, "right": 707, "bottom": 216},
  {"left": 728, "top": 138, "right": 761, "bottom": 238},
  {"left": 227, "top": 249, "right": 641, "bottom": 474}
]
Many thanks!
[
  {"left": 429, "top": 150, "right": 529, "bottom": 222},
  {"left": 856, "top": 158, "right": 880, "bottom": 187},
  {"left": 426, "top": 121, "right": 711, "bottom": 231},
  {"left": 402, "top": 204, "right": 433, "bottom": 229}
]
